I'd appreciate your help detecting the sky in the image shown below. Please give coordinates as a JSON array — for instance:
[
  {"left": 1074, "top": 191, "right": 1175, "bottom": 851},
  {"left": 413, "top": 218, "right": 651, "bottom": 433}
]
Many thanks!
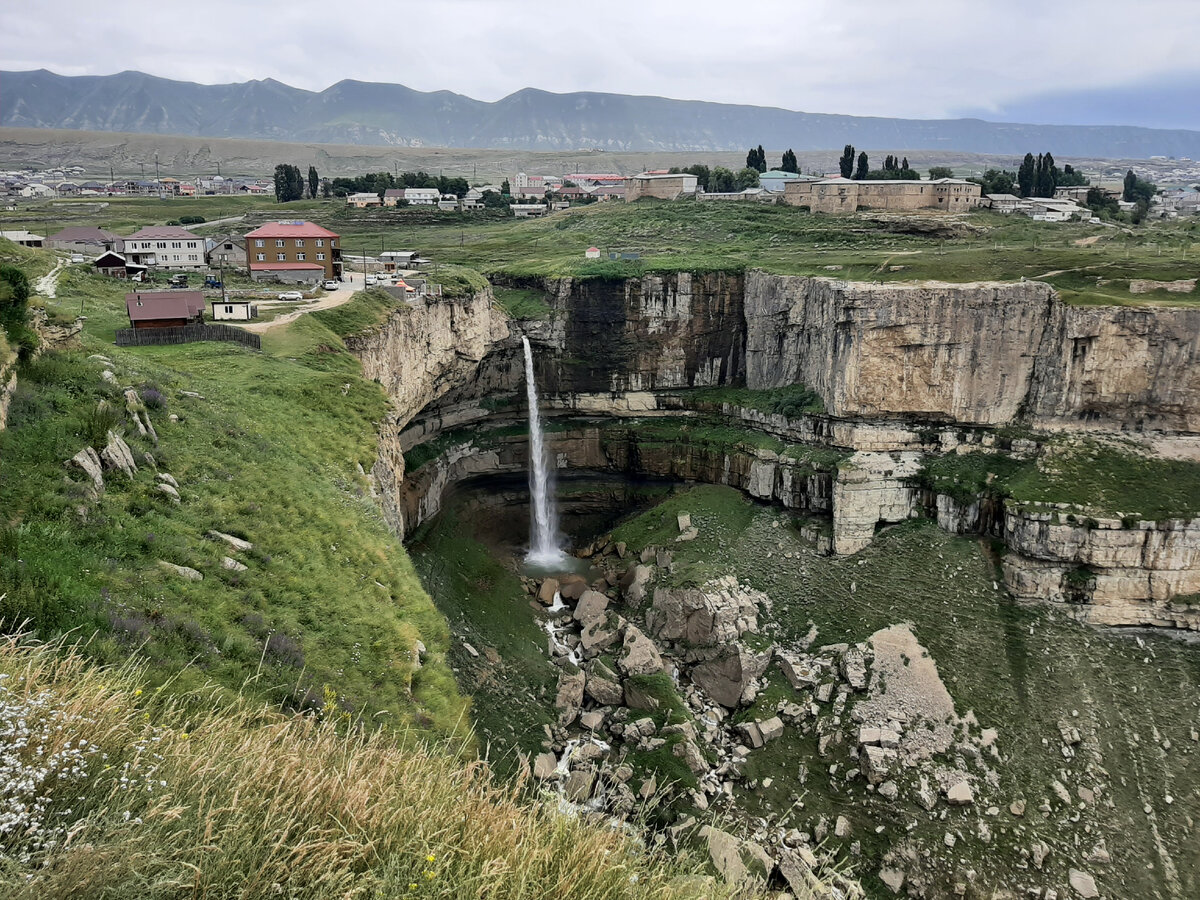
[{"left": 3, "top": 0, "right": 1200, "bottom": 130}]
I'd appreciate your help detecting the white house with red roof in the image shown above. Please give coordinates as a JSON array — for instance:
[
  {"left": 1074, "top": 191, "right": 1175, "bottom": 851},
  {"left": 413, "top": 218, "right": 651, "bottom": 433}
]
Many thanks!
[{"left": 243, "top": 221, "right": 342, "bottom": 282}]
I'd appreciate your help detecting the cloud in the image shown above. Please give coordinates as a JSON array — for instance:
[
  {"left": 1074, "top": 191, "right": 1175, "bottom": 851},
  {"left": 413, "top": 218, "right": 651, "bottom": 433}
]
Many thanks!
[{"left": 3, "top": 0, "right": 1200, "bottom": 127}]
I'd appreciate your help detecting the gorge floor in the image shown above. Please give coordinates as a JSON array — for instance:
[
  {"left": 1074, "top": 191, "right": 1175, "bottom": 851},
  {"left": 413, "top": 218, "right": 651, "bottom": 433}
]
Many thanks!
[{"left": 411, "top": 482, "right": 1200, "bottom": 899}]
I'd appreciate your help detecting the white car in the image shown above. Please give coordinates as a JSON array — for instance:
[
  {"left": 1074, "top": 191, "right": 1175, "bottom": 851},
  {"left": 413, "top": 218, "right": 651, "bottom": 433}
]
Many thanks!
[
  {"left": 278, "top": 290, "right": 304, "bottom": 301},
  {"left": 69, "top": 254, "right": 85, "bottom": 264},
  {"left": 322, "top": 280, "right": 340, "bottom": 290},
  {"left": 364, "top": 275, "right": 377, "bottom": 285}
]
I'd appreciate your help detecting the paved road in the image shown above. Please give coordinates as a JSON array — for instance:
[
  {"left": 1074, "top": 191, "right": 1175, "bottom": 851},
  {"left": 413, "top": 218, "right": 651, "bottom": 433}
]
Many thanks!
[{"left": 241, "top": 272, "right": 365, "bottom": 333}]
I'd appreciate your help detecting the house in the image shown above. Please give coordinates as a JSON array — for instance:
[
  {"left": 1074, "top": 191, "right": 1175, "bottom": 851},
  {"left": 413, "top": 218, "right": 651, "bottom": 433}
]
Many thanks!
[
  {"left": 1027, "top": 198, "right": 1087, "bottom": 222},
  {"left": 122, "top": 225, "right": 206, "bottom": 270},
  {"left": 382, "top": 189, "right": 407, "bottom": 206},
  {"left": 758, "top": 171, "right": 816, "bottom": 193},
  {"left": 47, "top": 226, "right": 122, "bottom": 255},
  {"left": 211, "top": 298, "right": 257, "bottom": 321},
  {"left": 511, "top": 203, "right": 548, "bottom": 217},
  {"left": 402, "top": 187, "right": 440, "bottom": 206},
  {"left": 585, "top": 247, "right": 601, "bottom": 259},
  {"left": 93, "top": 251, "right": 148, "bottom": 281},
  {"left": 205, "top": 234, "right": 248, "bottom": 268},
  {"left": 378, "top": 250, "right": 418, "bottom": 271},
  {"left": 0, "top": 230, "right": 45, "bottom": 247},
  {"left": 511, "top": 173, "right": 553, "bottom": 200},
  {"left": 347, "top": 192, "right": 382, "bottom": 208},
  {"left": 985, "top": 194, "right": 1025, "bottom": 214},
  {"left": 19, "top": 183, "right": 54, "bottom": 198},
  {"left": 783, "top": 178, "right": 983, "bottom": 214},
  {"left": 438, "top": 194, "right": 460, "bottom": 211},
  {"left": 244, "top": 221, "right": 342, "bottom": 281},
  {"left": 124, "top": 291, "right": 205, "bottom": 329},
  {"left": 624, "top": 173, "right": 699, "bottom": 201},
  {"left": 1054, "top": 185, "right": 1091, "bottom": 204}
]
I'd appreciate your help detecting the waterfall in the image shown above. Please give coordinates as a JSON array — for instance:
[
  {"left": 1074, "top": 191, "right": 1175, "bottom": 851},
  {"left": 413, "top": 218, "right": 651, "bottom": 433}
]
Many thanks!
[{"left": 522, "top": 336, "right": 565, "bottom": 567}]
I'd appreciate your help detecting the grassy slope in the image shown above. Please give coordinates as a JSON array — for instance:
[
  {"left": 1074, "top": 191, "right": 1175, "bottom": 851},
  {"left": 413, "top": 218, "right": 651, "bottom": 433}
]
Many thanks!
[
  {"left": 609, "top": 485, "right": 1200, "bottom": 899},
  {"left": 0, "top": 634, "right": 729, "bottom": 900},
  {"left": 0, "top": 257, "right": 465, "bottom": 733}
]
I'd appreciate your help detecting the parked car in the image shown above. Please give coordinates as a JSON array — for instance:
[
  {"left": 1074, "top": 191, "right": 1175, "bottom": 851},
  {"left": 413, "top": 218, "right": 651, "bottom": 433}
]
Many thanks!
[
  {"left": 322, "top": 280, "right": 340, "bottom": 290},
  {"left": 69, "top": 254, "right": 85, "bottom": 264},
  {"left": 278, "top": 290, "right": 304, "bottom": 301}
]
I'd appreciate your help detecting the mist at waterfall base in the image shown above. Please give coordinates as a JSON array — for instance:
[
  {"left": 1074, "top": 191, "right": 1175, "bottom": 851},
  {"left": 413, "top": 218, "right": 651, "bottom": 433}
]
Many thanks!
[{"left": 521, "top": 336, "right": 572, "bottom": 573}]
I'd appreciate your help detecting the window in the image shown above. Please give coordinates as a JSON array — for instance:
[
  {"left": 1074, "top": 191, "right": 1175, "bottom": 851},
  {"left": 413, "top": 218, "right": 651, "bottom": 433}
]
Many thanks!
[
  {"left": 316, "top": 252, "right": 325, "bottom": 261},
  {"left": 224, "top": 306, "right": 233, "bottom": 314},
  {"left": 255, "top": 239, "right": 264, "bottom": 248},
  {"left": 315, "top": 239, "right": 324, "bottom": 247},
  {"left": 277, "top": 253, "right": 286, "bottom": 262},
  {"left": 189, "top": 254, "right": 198, "bottom": 261},
  {"left": 171, "top": 242, "right": 181, "bottom": 249},
  {"left": 276, "top": 240, "right": 285, "bottom": 248},
  {"left": 296, "top": 252, "right": 305, "bottom": 261},
  {"left": 156, "top": 242, "right": 166, "bottom": 249},
  {"left": 256, "top": 253, "right": 265, "bottom": 261},
  {"left": 295, "top": 239, "right": 304, "bottom": 248},
  {"left": 224, "top": 243, "right": 232, "bottom": 250}
]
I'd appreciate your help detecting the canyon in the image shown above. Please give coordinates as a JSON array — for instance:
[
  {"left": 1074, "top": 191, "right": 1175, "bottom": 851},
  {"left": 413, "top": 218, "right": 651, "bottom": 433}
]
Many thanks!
[{"left": 348, "top": 270, "right": 1200, "bottom": 630}]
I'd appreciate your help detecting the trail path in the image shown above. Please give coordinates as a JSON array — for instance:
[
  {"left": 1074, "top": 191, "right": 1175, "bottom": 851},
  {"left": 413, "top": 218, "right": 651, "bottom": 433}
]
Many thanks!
[{"left": 35, "top": 260, "right": 66, "bottom": 298}]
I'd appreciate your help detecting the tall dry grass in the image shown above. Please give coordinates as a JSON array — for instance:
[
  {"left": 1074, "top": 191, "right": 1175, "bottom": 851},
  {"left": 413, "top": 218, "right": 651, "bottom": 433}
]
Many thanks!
[{"left": 0, "top": 632, "right": 736, "bottom": 899}]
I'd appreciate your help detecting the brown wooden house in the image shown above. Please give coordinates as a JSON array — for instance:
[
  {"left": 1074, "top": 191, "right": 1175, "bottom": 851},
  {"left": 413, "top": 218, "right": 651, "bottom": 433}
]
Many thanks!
[{"left": 124, "top": 291, "right": 205, "bottom": 329}]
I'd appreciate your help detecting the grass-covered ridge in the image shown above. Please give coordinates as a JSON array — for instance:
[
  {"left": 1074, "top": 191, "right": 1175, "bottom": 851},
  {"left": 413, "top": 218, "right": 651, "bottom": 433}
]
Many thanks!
[
  {"left": 0, "top": 633, "right": 729, "bottom": 899},
  {"left": 0, "top": 260, "right": 465, "bottom": 732}
]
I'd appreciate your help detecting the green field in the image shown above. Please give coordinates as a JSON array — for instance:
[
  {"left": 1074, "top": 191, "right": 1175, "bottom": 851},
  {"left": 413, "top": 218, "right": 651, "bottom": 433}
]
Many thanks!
[{"left": 7, "top": 193, "right": 1200, "bottom": 306}]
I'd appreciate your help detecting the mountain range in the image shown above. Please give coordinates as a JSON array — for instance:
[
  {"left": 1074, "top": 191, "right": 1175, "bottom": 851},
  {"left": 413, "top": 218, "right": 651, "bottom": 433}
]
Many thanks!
[{"left": 4, "top": 69, "right": 1200, "bottom": 159}]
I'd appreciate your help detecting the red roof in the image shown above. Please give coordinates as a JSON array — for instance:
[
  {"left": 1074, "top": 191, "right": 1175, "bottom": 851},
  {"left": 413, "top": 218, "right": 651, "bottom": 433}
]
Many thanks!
[
  {"left": 249, "top": 262, "right": 324, "bottom": 271},
  {"left": 244, "top": 221, "right": 339, "bottom": 240},
  {"left": 125, "top": 291, "right": 204, "bottom": 321}
]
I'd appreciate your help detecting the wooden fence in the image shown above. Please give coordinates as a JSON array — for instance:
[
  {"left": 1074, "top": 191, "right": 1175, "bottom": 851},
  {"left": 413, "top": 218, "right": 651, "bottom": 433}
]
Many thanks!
[{"left": 114, "top": 325, "right": 261, "bottom": 350}]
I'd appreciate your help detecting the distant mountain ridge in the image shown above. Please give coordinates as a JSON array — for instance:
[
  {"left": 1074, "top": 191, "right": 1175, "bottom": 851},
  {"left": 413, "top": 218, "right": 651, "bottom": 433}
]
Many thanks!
[{"left": 5, "top": 68, "right": 1200, "bottom": 159}]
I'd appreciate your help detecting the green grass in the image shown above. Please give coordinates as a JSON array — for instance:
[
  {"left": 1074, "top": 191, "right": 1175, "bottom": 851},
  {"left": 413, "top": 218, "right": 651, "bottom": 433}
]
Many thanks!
[
  {"left": 0, "top": 267, "right": 467, "bottom": 735},
  {"left": 918, "top": 440, "right": 1200, "bottom": 519},
  {"left": 688, "top": 384, "right": 825, "bottom": 417},
  {"left": 493, "top": 285, "right": 553, "bottom": 320}
]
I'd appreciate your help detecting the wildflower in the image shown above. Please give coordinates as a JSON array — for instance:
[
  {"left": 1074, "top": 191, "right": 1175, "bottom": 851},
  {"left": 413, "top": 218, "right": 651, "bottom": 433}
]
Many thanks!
[
  {"left": 180, "top": 732, "right": 189, "bottom": 740},
  {"left": 407, "top": 884, "right": 417, "bottom": 892},
  {"left": 134, "top": 689, "right": 143, "bottom": 697},
  {"left": 424, "top": 870, "right": 435, "bottom": 880},
  {"left": 426, "top": 854, "right": 436, "bottom": 863}
]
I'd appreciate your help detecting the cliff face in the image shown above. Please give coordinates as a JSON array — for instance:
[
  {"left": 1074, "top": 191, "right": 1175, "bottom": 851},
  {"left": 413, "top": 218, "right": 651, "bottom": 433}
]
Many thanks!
[
  {"left": 349, "top": 273, "right": 1200, "bottom": 629},
  {"left": 743, "top": 271, "right": 1200, "bottom": 433},
  {"left": 344, "top": 290, "right": 509, "bottom": 536}
]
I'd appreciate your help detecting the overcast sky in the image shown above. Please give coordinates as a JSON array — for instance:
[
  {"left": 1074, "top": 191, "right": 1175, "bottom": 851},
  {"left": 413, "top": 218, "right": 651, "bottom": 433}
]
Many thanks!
[{"left": 3, "top": 0, "right": 1200, "bottom": 129}]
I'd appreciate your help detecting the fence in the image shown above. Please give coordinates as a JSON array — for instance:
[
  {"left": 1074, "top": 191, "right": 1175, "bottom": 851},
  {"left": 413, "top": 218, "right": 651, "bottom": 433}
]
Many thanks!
[{"left": 114, "top": 324, "right": 261, "bottom": 350}]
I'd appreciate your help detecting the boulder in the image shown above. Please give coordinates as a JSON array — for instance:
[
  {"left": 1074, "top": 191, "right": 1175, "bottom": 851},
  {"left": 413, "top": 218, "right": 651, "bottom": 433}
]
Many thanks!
[
  {"left": 677, "top": 512, "right": 692, "bottom": 533},
  {"left": 221, "top": 556, "right": 248, "bottom": 572},
  {"left": 691, "top": 645, "right": 771, "bottom": 709},
  {"left": 157, "top": 472, "right": 179, "bottom": 489},
  {"left": 879, "top": 868, "right": 905, "bottom": 894},
  {"left": 1068, "top": 869, "right": 1099, "bottom": 899},
  {"left": 840, "top": 646, "right": 868, "bottom": 690},
  {"left": 207, "top": 529, "right": 252, "bottom": 552},
  {"left": 860, "top": 745, "right": 897, "bottom": 785},
  {"left": 564, "top": 767, "right": 596, "bottom": 803},
  {"left": 580, "top": 615, "right": 622, "bottom": 658},
  {"left": 158, "top": 561, "right": 202, "bottom": 581},
  {"left": 573, "top": 589, "right": 609, "bottom": 626},
  {"left": 638, "top": 774, "right": 656, "bottom": 799},
  {"left": 946, "top": 780, "right": 974, "bottom": 806},
  {"left": 777, "top": 650, "right": 819, "bottom": 689},
  {"left": 675, "top": 527, "right": 699, "bottom": 543},
  {"left": 698, "top": 826, "right": 770, "bottom": 885},
  {"left": 758, "top": 716, "right": 784, "bottom": 742},
  {"left": 537, "top": 578, "right": 560, "bottom": 605},
  {"left": 559, "top": 575, "right": 588, "bottom": 601},
  {"left": 736, "top": 721, "right": 764, "bottom": 749},
  {"left": 623, "top": 679, "right": 661, "bottom": 711},
  {"left": 532, "top": 752, "right": 558, "bottom": 779},
  {"left": 646, "top": 575, "right": 761, "bottom": 647},
  {"left": 673, "top": 740, "right": 709, "bottom": 775},
  {"left": 579, "top": 710, "right": 605, "bottom": 730},
  {"left": 619, "top": 565, "right": 653, "bottom": 605},
  {"left": 99, "top": 430, "right": 138, "bottom": 478},
  {"left": 68, "top": 446, "right": 105, "bottom": 496},
  {"left": 156, "top": 483, "right": 181, "bottom": 503},
  {"left": 618, "top": 624, "right": 663, "bottom": 676},
  {"left": 554, "top": 670, "right": 586, "bottom": 726},
  {"left": 584, "top": 661, "right": 624, "bottom": 706}
]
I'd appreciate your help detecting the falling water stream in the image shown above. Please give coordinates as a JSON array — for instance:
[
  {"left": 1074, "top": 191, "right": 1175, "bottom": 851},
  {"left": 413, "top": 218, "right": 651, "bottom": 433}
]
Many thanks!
[{"left": 522, "top": 336, "right": 567, "bottom": 568}]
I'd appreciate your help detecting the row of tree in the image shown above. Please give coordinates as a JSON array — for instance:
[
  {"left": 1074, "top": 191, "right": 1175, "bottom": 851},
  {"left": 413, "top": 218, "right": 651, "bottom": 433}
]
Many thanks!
[
  {"left": 273, "top": 164, "right": 318, "bottom": 203},
  {"left": 746, "top": 146, "right": 799, "bottom": 174},
  {"left": 327, "top": 171, "right": 472, "bottom": 199},
  {"left": 668, "top": 164, "right": 760, "bottom": 192}
]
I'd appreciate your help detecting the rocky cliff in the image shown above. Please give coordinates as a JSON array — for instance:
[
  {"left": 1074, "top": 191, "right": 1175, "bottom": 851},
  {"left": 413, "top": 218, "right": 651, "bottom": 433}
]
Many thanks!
[{"left": 349, "top": 272, "right": 1200, "bottom": 628}]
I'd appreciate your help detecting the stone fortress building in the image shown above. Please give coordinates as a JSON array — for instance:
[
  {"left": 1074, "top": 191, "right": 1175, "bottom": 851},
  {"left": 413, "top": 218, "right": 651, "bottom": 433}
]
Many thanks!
[{"left": 783, "top": 177, "right": 983, "bottom": 214}]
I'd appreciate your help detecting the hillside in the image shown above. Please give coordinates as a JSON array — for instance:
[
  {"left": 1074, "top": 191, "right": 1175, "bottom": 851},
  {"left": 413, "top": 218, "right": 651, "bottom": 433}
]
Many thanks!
[{"left": 6, "top": 68, "right": 1200, "bottom": 158}]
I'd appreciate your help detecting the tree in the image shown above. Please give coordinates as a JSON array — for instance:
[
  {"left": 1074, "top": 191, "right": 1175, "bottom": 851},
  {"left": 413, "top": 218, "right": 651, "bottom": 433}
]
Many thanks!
[
  {"left": 1035, "top": 152, "right": 1057, "bottom": 198},
  {"left": 0, "top": 263, "right": 30, "bottom": 338},
  {"left": 273, "top": 164, "right": 304, "bottom": 202},
  {"left": 781, "top": 149, "right": 798, "bottom": 173},
  {"left": 1017, "top": 153, "right": 1036, "bottom": 197},
  {"left": 307, "top": 166, "right": 319, "bottom": 199},
  {"left": 709, "top": 166, "right": 737, "bottom": 192},
  {"left": 1059, "top": 164, "right": 1088, "bottom": 187},
  {"left": 500, "top": 178, "right": 511, "bottom": 196},
  {"left": 968, "top": 168, "right": 1017, "bottom": 195},
  {"left": 1122, "top": 169, "right": 1138, "bottom": 202},
  {"left": 1086, "top": 187, "right": 1120, "bottom": 219},
  {"left": 735, "top": 167, "right": 761, "bottom": 190},
  {"left": 929, "top": 166, "right": 954, "bottom": 180},
  {"left": 839, "top": 145, "right": 855, "bottom": 179},
  {"left": 746, "top": 146, "right": 766, "bottom": 172},
  {"left": 854, "top": 151, "right": 869, "bottom": 180},
  {"left": 481, "top": 190, "right": 512, "bottom": 215},
  {"left": 321, "top": 179, "right": 332, "bottom": 199}
]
